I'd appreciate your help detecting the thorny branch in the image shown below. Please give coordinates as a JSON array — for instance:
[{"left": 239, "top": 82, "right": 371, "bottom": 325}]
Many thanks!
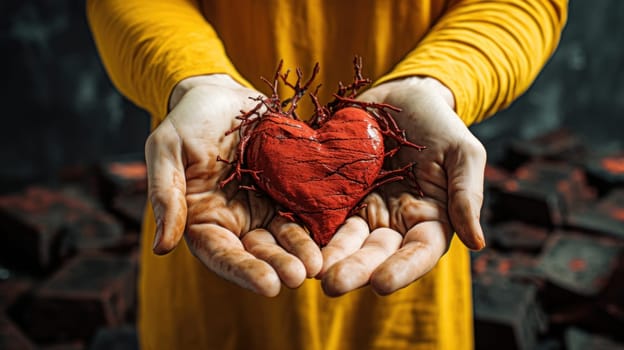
[{"left": 219, "top": 57, "right": 425, "bottom": 198}]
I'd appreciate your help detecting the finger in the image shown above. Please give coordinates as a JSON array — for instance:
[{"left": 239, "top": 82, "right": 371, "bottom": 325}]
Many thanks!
[
  {"left": 269, "top": 216, "right": 322, "bottom": 277},
  {"left": 321, "top": 228, "right": 402, "bottom": 297},
  {"left": 388, "top": 193, "right": 447, "bottom": 234},
  {"left": 319, "top": 216, "right": 370, "bottom": 276},
  {"left": 412, "top": 161, "right": 448, "bottom": 203},
  {"left": 185, "top": 223, "right": 281, "bottom": 297},
  {"left": 445, "top": 140, "right": 487, "bottom": 250},
  {"left": 371, "top": 221, "right": 450, "bottom": 295},
  {"left": 358, "top": 193, "right": 389, "bottom": 230},
  {"left": 247, "top": 192, "right": 275, "bottom": 230},
  {"left": 242, "top": 228, "right": 306, "bottom": 288},
  {"left": 145, "top": 119, "right": 188, "bottom": 255}
]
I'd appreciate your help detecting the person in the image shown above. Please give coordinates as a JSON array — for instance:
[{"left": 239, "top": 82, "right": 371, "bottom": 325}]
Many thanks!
[{"left": 87, "top": 1, "right": 567, "bottom": 349}]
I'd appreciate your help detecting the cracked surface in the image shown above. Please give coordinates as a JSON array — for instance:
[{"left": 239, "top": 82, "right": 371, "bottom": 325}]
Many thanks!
[{"left": 246, "top": 107, "right": 385, "bottom": 245}]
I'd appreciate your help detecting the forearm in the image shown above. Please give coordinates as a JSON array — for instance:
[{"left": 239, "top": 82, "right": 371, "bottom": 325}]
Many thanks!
[
  {"left": 376, "top": 0, "right": 568, "bottom": 126},
  {"left": 87, "top": 0, "right": 250, "bottom": 120}
]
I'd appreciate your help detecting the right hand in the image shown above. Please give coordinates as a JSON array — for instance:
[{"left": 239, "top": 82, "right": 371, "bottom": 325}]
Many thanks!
[
  {"left": 146, "top": 75, "right": 322, "bottom": 297},
  {"left": 319, "top": 77, "right": 487, "bottom": 296}
]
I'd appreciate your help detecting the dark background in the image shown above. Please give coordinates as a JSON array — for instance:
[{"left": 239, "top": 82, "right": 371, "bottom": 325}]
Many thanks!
[{"left": 0, "top": 0, "right": 622, "bottom": 192}]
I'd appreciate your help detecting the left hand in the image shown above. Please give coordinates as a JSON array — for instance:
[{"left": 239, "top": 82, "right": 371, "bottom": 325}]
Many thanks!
[
  {"left": 147, "top": 75, "right": 322, "bottom": 297},
  {"left": 319, "top": 77, "right": 487, "bottom": 296}
]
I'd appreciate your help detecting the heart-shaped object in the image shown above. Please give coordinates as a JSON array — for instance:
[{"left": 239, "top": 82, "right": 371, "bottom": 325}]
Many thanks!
[{"left": 246, "top": 107, "right": 384, "bottom": 245}]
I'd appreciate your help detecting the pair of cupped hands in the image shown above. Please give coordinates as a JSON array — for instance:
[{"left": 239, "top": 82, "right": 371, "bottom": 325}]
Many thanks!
[{"left": 146, "top": 73, "right": 486, "bottom": 297}]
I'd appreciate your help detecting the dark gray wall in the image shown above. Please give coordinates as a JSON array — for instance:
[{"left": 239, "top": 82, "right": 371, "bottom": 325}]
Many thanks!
[
  {"left": 471, "top": 1, "right": 624, "bottom": 158},
  {"left": 0, "top": 0, "right": 149, "bottom": 192},
  {"left": 1, "top": 1, "right": 622, "bottom": 192}
]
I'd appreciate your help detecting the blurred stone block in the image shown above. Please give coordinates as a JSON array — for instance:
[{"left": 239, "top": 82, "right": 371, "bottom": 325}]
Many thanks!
[
  {"left": 548, "top": 300, "right": 624, "bottom": 342},
  {"left": 97, "top": 155, "right": 147, "bottom": 204},
  {"left": 566, "top": 189, "right": 624, "bottom": 239},
  {"left": 60, "top": 188, "right": 125, "bottom": 253},
  {"left": 504, "top": 129, "right": 586, "bottom": 169},
  {"left": 39, "top": 341, "right": 85, "bottom": 350},
  {"left": 474, "top": 280, "right": 546, "bottom": 350},
  {"left": 535, "top": 337, "right": 562, "bottom": 350},
  {"left": 565, "top": 327, "right": 624, "bottom": 350},
  {"left": 484, "top": 164, "right": 512, "bottom": 188},
  {"left": 101, "top": 234, "right": 139, "bottom": 257},
  {"left": 0, "top": 187, "right": 70, "bottom": 272},
  {"left": 492, "top": 161, "right": 596, "bottom": 227},
  {"left": 584, "top": 151, "right": 624, "bottom": 195},
  {"left": 542, "top": 252, "right": 624, "bottom": 335},
  {"left": 0, "top": 187, "right": 123, "bottom": 272},
  {"left": 0, "top": 277, "right": 32, "bottom": 312},
  {"left": 472, "top": 250, "right": 544, "bottom": 287},
  {"left": 482, "top": 165, "right": 512, "bottom": 223},
  {"left": 19, "top": 254, "right": 136, "bottom": 343},
  {"left": 111, "top": 193, "right": 145, "bottom": 230},
  {"left": 58, "top": 164, "right": 100, "bottom": 198},
  {"left": 538, "top": 232, "right": 622, "bottom": 296},
  {"left": 488, "top": 221, "right": 550, "bottom": 253},
  {"left": 0, "top": 316, "right": 35, "bottom": 350},
  {"left": 89, "top": 325, "right": 138, "bottom": 350}
]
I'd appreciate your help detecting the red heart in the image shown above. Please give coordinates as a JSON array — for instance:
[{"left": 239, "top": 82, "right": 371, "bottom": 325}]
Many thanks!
[{"left": 246, "top": 107, "right": 384, "bottom": 245}]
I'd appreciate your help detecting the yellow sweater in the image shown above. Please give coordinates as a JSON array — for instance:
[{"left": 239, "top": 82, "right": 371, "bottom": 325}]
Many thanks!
[{"left": 87, "top": 1, "right": 567, "bottom": 349}]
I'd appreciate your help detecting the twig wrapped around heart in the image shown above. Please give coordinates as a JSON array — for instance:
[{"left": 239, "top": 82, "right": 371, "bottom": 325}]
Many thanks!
[{"left": 219, "top": 57, "right": 425, "bottom": 246}]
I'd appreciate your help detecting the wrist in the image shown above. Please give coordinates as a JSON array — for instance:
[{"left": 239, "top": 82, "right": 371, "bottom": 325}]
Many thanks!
[
  {"left": 407, "top": 76, "right": 455, "bottom": 110},
  {"left": 169, "top": 74, "right": 244, "bottom": 111},
  {"left": 377, "top": 76, "right": 455, "bottom": 110}
]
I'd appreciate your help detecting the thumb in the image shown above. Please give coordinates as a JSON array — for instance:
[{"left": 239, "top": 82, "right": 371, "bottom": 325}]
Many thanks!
[
  {"left": 145, "top": 119, "right": 188, "bottom": 255},
  {"left": 445, "top": 138, "right": 487, "bottom": 250}
]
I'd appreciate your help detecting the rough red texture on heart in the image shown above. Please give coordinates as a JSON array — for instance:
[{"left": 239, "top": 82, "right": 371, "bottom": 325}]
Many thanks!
[
  {"left": 220, "top": 57, "right": 424, "bottom": 246},
  {"left": 246, "top": 107, "right": 385, "bottom": 245}
]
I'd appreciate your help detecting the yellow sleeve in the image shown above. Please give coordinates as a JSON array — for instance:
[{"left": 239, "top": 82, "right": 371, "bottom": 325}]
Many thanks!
[
  {"left": 376, "top": 0, "right": 568, "bottom": 126},
  {"left": 86, "top": 0, "right": 251, "bottom": 121}
]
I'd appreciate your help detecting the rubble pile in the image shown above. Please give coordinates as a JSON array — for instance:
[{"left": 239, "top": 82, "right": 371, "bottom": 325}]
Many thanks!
[
  {"left": 476, "top": 129, "right": 624, "bottom": 349},
  {"left": 0, "top": 156, "right": 144, "bottom": 350}
]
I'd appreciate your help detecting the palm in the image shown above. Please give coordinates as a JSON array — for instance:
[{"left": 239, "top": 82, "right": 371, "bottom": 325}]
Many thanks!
[
  {"left": 147, "top": 81, "right": 321, "bottom": 297},
  {"left": 170, "top": 85, "right": 263, "bottom": 235}
]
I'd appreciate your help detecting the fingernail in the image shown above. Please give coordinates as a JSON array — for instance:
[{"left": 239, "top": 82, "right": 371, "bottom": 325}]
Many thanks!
[
  {"left": 152, "top": 219, "right": 163, "bottom": 251},
  {"left": 476, "top": 233, "right": 486, "bottom": 250}
]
